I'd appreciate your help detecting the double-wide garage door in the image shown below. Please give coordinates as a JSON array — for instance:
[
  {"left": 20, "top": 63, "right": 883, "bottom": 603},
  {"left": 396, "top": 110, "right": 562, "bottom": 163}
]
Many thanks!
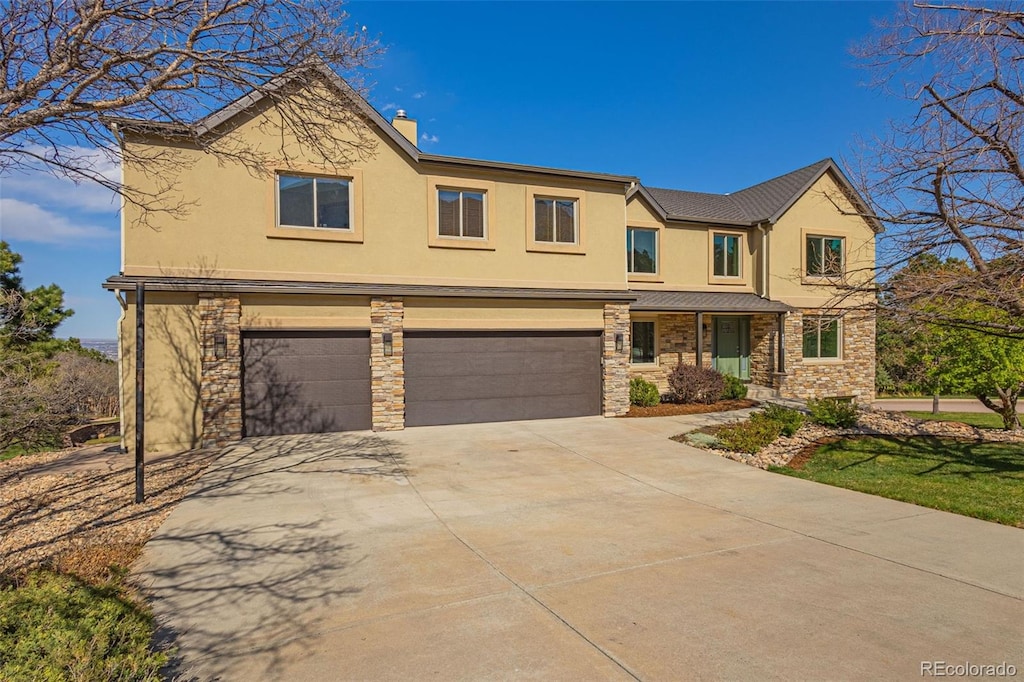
[
  {"left": 242, "top": 329, "right": 602, "bottom": 436},
  {"left": 404, "top": 330, "right": 602, "bottom": 427}
]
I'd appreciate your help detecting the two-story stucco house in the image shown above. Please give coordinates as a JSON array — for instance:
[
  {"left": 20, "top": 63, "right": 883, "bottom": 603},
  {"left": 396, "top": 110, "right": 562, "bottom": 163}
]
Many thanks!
[{"left": 103, "top": 68, "right": 878, "bottom": 453}]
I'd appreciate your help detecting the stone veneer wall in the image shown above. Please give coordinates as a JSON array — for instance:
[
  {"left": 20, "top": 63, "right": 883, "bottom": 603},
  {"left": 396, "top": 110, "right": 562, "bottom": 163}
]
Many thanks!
[
  {"left": 779, "top": 310, "right": 876, "bottom": 402},
  {"left": 602, "top": 303, "right": 631, "bottom": 416},
  {"left": 629, "top": 313, "right": 712, "bottom": 394},
  {"left": 198, "top": 295, "right": 242, "bottom": 447},
  {"left": 749, "top": 314, "right": 779, "bottom": 388},
  {"left": 370, "top": 297, "right": 405, "bottom": 431}
]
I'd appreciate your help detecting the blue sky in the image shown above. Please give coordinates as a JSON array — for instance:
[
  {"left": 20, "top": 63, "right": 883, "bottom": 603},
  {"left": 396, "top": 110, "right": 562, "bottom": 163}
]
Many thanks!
[{"left": 0, "top": 1, "right": 901, "bottom": 340}]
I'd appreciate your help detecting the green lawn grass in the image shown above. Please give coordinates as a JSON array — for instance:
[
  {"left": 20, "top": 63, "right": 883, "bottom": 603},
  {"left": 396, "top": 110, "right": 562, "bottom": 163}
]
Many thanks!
[
  {"left": 771, "top": 436, "right": 1024, "bottom": 526},
  {"left": 904, "top": 411, "right": 1006, "bottom": 430}
]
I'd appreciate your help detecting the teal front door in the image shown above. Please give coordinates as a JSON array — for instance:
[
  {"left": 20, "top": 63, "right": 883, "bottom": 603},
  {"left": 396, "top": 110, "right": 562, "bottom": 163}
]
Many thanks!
[{"left": 713, "top": 316, "right": 750, "bottom": 380}]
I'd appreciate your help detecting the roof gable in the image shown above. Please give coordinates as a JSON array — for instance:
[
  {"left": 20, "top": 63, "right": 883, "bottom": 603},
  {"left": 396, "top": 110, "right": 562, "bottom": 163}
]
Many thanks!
[{"left": 638, "top": 158, "right": 880, "bottom": 231}]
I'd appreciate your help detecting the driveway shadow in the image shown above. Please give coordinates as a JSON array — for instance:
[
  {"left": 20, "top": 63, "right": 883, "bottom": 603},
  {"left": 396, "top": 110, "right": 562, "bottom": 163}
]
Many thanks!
[{"left": 134, "top": 431, "right": 407, "bottom": 680}]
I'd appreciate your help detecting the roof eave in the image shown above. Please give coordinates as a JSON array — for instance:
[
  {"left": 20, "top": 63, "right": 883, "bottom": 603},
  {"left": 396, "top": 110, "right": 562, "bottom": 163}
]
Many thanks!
[
  {"left": 664, "top": 214, "right": 753, "bottom": 228},
  {"left": 419, "top": 154, "right": 637, "bottom": 185}
]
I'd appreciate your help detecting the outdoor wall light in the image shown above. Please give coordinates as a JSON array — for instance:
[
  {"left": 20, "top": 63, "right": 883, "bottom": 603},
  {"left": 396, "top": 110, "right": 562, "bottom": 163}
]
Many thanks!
[
  {"left": 614, "top": 333, "right": 624, "bottom": 353},
  {"left": 213, "top": 333, "right": 227, "bottom": 360},
  {"left": 383, "top": 332, "right": 394, "bottom": 356}
]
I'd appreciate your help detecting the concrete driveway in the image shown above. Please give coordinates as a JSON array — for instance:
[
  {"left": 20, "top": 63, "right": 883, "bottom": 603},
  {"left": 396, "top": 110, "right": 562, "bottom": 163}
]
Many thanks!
[{"left": 136, "top": 416, "right": 1024, "bottom": 680}]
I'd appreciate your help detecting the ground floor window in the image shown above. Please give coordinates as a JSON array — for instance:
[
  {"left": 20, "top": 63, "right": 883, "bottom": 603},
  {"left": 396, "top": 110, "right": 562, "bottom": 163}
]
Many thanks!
[
  {"left": 631, "top": 321, "right": 656, "bottom": 364},
  {"left": 803, "top": 316, "right": 841, "bottom": 359}
]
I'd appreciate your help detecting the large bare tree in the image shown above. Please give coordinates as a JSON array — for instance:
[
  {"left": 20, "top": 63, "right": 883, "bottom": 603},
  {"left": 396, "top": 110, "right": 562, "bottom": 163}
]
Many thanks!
[
  {"left": 0, "top": 0, "right": 380, "bottom": 215},
  {"left": 852, "top": 2, "right": 1024, "bottom": 338}
]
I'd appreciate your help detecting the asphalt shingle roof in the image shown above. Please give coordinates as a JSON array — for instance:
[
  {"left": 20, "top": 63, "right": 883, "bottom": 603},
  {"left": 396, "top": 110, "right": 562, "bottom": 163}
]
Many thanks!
[{"left": 644, "top": 159, "right": 833, "bottom": 225}]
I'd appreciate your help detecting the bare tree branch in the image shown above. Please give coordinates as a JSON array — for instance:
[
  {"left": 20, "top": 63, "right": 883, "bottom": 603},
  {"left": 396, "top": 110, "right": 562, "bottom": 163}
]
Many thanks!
[
  {"left": 845, "top": 1, "right": 1024, "bottom": 337},
  {"left": 0, "top": 0, "right": 381, "bottom": 220}
]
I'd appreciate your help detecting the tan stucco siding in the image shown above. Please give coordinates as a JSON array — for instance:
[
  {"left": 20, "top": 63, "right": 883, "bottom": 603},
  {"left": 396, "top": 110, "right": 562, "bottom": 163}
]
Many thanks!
[
  {"left": 769, "top": 172, "right": 876, "bottom": 307},
  {"left": 119, "top": 292, "right": 202, "bottom": 454},
  {"left": 626, "top": 195, "right": 663, "bottom": 225},
  {"left": 122, "top": 109, "right": 628, "bottom": 291},
  {"left": 625, "top": 196, "right": 757, "bottom": 292},
  {"left": 240, "top": 294, "right": 371, "bottom": 329},
  {"left": 403, "top": 297, "right": 604, "bottom": 330}
]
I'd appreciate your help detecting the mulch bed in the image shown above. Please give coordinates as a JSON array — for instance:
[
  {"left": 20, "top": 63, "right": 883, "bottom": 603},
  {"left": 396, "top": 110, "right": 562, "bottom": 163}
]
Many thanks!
[
  {"left": 625, "top": 399, "right": 758, "bottom": 418},
  {"left": 0, "top": 446, "right": 217, "bottom": 584}
]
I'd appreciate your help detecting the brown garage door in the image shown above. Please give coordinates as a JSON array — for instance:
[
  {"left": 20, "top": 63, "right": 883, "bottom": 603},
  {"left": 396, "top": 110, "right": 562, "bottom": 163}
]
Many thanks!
[
  {"left": 405, "top": 330, "right": 602, "bottom": 427},
  {"left": 242, "top": 330, "right": 372, "bottom": 436}
]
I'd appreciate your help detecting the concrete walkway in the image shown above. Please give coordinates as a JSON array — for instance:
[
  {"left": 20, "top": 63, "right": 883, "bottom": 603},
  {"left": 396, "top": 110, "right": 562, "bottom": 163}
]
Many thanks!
[{"left": 135, "top": 416, "right": 1024, "bottom": 681}]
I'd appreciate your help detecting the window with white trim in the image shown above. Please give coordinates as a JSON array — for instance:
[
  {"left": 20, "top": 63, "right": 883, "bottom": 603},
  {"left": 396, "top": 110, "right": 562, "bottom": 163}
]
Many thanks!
[
  {"left": 802, "top": 316, "right": 841, "bottom": 359},
  {"left": 534, "top": 197, "right": 578, "bottom": 244},
  {"left": 277, "top": 174, "right": 352, "bottom": 230},
  {"left": 438, "top": 189, "right": 486, "bottom": 239}
]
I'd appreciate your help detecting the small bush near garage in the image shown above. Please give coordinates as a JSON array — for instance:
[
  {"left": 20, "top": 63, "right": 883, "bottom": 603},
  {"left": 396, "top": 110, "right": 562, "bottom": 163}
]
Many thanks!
[
  {"left": 715, "top": 412, "right": 784, "bottom": 454},
  {"left": 629, "top": 377, "right": 661, "bottom": 407},
  {"left": 761, "top": 404, "right": 805, "bottom": 436},
  {"left": 668, "top": 364, "right": 725, "bottom": 404},
  {"left": 808, "top": 398, "right": 859, "bottom": 428},
  {"left": 722, "top": 375, "right": 748, "bottom": 400}
]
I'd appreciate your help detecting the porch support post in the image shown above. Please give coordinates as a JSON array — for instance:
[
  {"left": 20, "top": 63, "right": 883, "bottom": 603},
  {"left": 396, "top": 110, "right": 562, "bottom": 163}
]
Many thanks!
[
  {"left": 777, "top": 312, "right": 786, "bottom": 374},
  {"left": 695, "top": 312, "right": 704, "bottom": 368}
]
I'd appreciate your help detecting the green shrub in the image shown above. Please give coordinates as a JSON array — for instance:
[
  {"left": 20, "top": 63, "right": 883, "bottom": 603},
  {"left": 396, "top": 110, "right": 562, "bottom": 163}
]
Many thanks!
[
  {"left": 807, "top": 397, "right": 859, "bottom": 428},
  {"left": 668, "top": 364, "right": 725, "bottom": 404},
  {"left": 721, "top": 375, "right": 748, "bottom": 400},
  {"left": 684, "top": 431, "right": 722, "bottom": 449},
  {"left": 0, "top": 571, "right": 167, "bottom": 681},
  {"left": 761, "top": 404, "right": 805, "bottom": 436},
  {"left": 716, "top": 415, "right": 783, "bottom": 454},
  {"left": 629, "top": 377, "right": 660, "bottom": 407}
]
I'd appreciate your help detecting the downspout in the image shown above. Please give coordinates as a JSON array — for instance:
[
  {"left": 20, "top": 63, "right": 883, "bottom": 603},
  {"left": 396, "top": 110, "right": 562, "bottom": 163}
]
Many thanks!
[
  {"left": 756, "top": 221, "right": 771, "bottom": 298},
  {"left": 113, "top": 290, "right": 127, "bottom": 455}
]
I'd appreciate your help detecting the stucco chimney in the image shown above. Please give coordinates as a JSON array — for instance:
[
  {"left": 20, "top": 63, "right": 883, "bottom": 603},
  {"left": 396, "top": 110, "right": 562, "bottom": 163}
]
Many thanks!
[{"left": 392, "top": 110, "right": 417, "bottom": 145}]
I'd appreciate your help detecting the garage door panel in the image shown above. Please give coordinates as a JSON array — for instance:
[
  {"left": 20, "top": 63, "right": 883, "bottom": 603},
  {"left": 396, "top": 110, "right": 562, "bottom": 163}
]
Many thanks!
[
  {"left": 408, "top": 393, "right": 599, "bottom": 427},
  {"left": 243, "top": 331, "right": 372, "bottom": 436},
  {"left": 405, "top": 330, "right": 601, "bottom": 427},
  {"left": 248, "top": 354, "right": 371, "bottom": 383},
  {"left": 406, "top": 373, "right": 595, "bottom": 402},
  {"left": 244, "top": 404, "right": 369, "bottom": 436}
]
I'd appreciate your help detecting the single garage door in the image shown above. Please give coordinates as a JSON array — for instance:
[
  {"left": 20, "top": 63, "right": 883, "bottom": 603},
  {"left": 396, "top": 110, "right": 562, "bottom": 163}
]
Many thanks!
[
  {"left": 405, "top": 330, "right": 602, "bottom": 427},
  {"left": 242, "top": 330, "right": 372, "bottom": 436}
]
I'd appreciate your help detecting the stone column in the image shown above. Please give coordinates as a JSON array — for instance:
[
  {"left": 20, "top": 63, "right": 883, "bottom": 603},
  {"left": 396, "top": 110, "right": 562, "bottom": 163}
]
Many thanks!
[
  {"left": 603, "top": 302, "right": 630, "bottom": 416},
  {"left": 370, "top": 297, "right": 405, "bottom": 431},
  {"left": 199, "top": 295, "right": 242, "bottom": 447}
]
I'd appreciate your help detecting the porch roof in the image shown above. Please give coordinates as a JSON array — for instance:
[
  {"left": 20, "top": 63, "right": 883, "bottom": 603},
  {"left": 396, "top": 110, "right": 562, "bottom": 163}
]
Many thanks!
[{"left": 630, "top": 290, "right": 793, "bottom": 313}]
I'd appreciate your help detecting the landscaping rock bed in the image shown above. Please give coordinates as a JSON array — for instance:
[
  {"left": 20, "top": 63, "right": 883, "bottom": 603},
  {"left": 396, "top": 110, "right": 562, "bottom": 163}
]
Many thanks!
[{"left": 681, "top": 408, "right": 1024, "bottom": 470}]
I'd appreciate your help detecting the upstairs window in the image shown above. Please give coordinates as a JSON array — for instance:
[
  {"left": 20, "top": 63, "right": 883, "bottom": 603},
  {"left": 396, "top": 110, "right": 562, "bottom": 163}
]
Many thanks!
[
  {"left": 438, "top": 189, "right": 486, "bottom": 239},
  {"left": 713, "top": 233, "right": 741, "bottom": 277},
  {"left": 535, "top": 197, "right": 578, "bottom": 244},
  {"left": 627, "top": 228, "right": 658, "bottom": 274},
  {"left": 803, "top": 316, "right": 841, "bottom": 359},
  {"left": 278, "top": 174, "right": 351, "bottom": 230},
  {"left": 806, "top": 235, "right": 844, "bottom": 277}
]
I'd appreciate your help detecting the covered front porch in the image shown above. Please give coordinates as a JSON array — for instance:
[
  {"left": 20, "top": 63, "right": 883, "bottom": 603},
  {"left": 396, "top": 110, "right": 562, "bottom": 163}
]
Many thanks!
[{"left": 627, "top": 291, "right": 792, "bottom": 395}]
